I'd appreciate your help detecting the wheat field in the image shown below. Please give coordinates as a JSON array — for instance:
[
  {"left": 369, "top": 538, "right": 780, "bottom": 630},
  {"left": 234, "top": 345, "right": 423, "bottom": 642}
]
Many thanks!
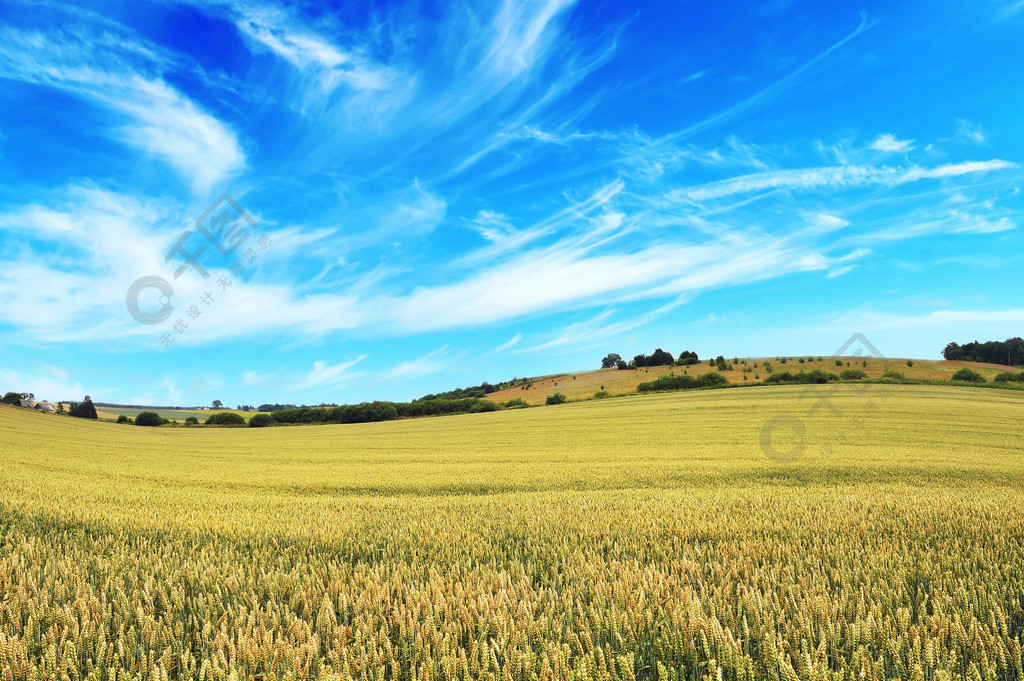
[{"left": 1, "top": 384, "right": 1023, "bottom": 681}]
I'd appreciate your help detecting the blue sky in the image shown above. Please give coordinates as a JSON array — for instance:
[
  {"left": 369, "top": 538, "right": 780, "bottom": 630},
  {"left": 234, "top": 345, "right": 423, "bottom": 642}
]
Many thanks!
[{"left": 1, "top": 0, "right": 1022, "bottom": 407}]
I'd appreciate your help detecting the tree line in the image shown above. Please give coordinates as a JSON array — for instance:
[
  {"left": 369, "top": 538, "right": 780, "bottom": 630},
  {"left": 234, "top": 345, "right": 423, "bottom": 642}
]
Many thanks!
[
  {"left": 601, "top": 349, "right": 700, "bottom": 370},
  {"left": 942, "top": 338, "right": 1023, "bottom": 366}
]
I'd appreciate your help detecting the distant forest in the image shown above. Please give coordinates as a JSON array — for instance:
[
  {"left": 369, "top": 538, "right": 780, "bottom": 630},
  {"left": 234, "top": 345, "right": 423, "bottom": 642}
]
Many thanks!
[{"left": 942, "top": 338, "right": 1023, "bottom": 366}]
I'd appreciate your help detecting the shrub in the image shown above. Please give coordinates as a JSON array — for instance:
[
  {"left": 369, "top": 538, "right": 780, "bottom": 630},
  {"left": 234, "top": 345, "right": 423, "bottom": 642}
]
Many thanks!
[
  {"left": 468, "top": 400, "right": 499, "bottom": 413},
  {"left": 503, "top": 398, "right": 528, "bottom": 408},
  {"left": 994, "top": 371, "right": 1024, "bottom": 383},
  {"left": 116, "top": 414, "right": 132, "bottom": 424},
  {"left": 638, "top": 375, "right": 697, "bottom": 393},
  {"left": 780, "top": 358, "right": 787, "bottom": 364},
  {"left": 206, "top": 412, "right": 246, "bottom": 426},
  {"left": 248, "top": 413, "right": 274, "bottom": 427},
  {"left": 840, "top": 369, "right": 868, "bottom": 380},
  {"left": 882, "top": 369, "right": 906, "bottom": 381},
  {"left": 593, "top": 391, "right": 611, "bottom": 399},
  {"left": 835, "top": 359, "right": 843, "bottom": 366},
  {"left": 184, "top": 416, "right": 199, "bottom": 425},
  {"left": 697, "top": 372, "right": 729, "bottom": 388},
  {"left": 951, "top": 368, "right": 985, "bottom": 383},
  {"left": 545, "top": 393, "right": 567, "bottom": 405},
  {"left": 135, "top": 411, "right": 165, "bottom": 427},
  {"left": 798, "top": 357, "right": 805, "bottom": 364},
  {"left": 906, "top": 360, "right": 914, "bottom": 367},
  {"left": 765, "top": 370, "right": 838, "bottom": 385}
]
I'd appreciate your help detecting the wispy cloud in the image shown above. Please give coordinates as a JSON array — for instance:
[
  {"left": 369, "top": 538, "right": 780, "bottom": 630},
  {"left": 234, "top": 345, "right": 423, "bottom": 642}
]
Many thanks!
[
  {"left": 493, "top": 333, "right": 523, "bottom": 353},
  {"left": 673, "top": 159, "right": 1016, "bottom": 202},
  {"left": 297, "top": 356, "right": 367, "bottom": 389},
  {"left": 0, "top": 23, "right": 245, "bottom": 193},
  {"left": 380, "top": 346, "right": 450, "bottom": 380},
  {"left": 516, "top": 309, "right": 658, "bottom": 354},
  {"left": 956, "top": 119, "right": 986, "bottom": 143},
  {"left": 870, "top": 134, "right": 914, "bottom": 153},
  {"left": 0, "top": 365, "right": 85, "bottom": 402}
]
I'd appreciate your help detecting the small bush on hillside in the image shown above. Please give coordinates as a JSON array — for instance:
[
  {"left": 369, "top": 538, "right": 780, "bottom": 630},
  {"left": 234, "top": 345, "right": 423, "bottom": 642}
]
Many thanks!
[
  {"left": 116, "top": 414, "right": 132, "bottom": 424},
  {"left": 952, "top": 368, "right": 985, "bottom": 383},
  {"left": 835, "top": 359, "right": 844, "bottom": 366},
  {"left": 765, "top": 370, "right": 838, "bottom": 385},
  {"left": 798, "top": 357, "right": 805, "bottom": 364},
  {"left": 135, "top": 411, "right": 165, "bottom": 427},
  {"left": 594, "top": 391, "right": 611, "bottom": 399},
  {"left": 882, "top": 369, "right": 905, "bottom": 381},
  {"left": 994, "top": 371, "right": 1024, "bottom": 383},
  {"left": 248, "top": 413, "right": 274, "bottom": 427},
  {"left": 503, "top": 398, "right": 528, "bottom": 408},
  {"left": 697, "top": 372, "right": 729, "bottom": 388},
  {"left": 184, "top": 416, "right": 199, "bottom": 425},
  {"left": 841, "top": 369, "right": 868, "bottom": 380},
  {"left": 206, "top": 412, "right": 246, "bottom": 426},
  {"left": 546, "top": 393, "right": 567, "bottom": 405},
  {"left": 906, "top": 360, "right": 914, "bottom": 367}
]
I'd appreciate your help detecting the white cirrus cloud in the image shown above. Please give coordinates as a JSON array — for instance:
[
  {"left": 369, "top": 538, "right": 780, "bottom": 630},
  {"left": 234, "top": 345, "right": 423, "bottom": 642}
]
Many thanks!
[
  {"left": 297, "top": 356, "right": 367, "bottom": 389},
  {"left": 870, "top": 134, "right": 915, "bottom": 153},
  {"left": 674, "top": 159, "right": 1016, "bottom": 202}
]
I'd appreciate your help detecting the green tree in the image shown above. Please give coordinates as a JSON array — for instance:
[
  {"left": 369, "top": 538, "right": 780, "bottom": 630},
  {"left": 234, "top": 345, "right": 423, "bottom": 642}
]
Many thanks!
[
  {"left": 601, "top": 353, "right": 622, "bottom": 369},
  {"left": 206, "top": 412, "right": 245, "bottom": 426},
  {"left": 68, "top": 396, "right": 98, "bottom": 420},
  {"left": 248, "top": 413, "right": 274, "bottom": 427},
  {"left": 134, "top": 412, "right": 164, "bottom": 426},
  {"left": 212, "top": 399, "right": 223, "bottom": 409},
  {"left": 545, "top": 393, "right": 567, "bottom": 405}
]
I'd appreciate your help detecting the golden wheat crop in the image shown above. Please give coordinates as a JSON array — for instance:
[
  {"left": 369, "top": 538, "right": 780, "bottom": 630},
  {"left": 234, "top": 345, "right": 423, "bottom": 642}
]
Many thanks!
[{"left": 1, "top": 385, "right": 1022, "bottom": 681}]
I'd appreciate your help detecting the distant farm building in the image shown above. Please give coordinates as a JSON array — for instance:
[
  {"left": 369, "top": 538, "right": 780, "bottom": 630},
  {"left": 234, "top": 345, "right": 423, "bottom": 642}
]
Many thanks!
[
  {"left": 36, "top": 402, "right": 57, "bottom": 413},
  {"left": 19, "top": 399, "right": 36, "bottom": 408}
]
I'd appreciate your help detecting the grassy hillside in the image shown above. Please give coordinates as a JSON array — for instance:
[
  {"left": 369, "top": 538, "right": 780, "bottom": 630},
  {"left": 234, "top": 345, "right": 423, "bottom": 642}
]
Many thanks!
[
  {"left": 93, "top": 406, "right": 260, "bottom": 422},
  {"left": 485, "top": 356, "right": 1017, "bottom": 405},
  {"left": 1, "top": 385, "right": 1023, "bottom": 680}
]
